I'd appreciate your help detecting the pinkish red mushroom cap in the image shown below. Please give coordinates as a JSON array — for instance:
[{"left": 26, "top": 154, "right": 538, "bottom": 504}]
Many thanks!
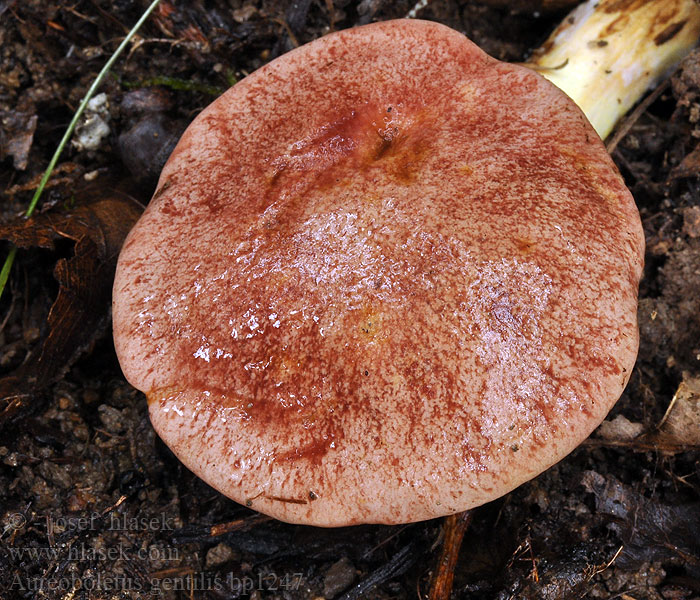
[{"left": 113, "top": 19, "right": 644, "bottom": 526}]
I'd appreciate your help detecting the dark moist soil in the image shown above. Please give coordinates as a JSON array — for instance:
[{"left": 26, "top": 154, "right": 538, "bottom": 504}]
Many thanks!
[{"left": 1, "top": 1, "right": 700, "bottom": 599}]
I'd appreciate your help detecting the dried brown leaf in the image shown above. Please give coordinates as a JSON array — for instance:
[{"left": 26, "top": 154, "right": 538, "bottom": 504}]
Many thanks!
[
  {"left": 0, "top": 185, "right": 142, "bottom": 428},
  {"left": 0, "top": 109, "right": 38, "bottom": 170},
  {"left": 581, "top": 471, "right": 700, "bottom": 568},
  {"left": 670, "top": 143, "right": 700, "bottom": 180},
  {"left": 660, "top": 374, "right": 700, "bottom": 445}
]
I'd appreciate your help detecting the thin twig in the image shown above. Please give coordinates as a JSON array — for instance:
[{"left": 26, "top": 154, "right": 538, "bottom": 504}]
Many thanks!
[
  {"left": 427, "top": 510, "right": 473, "bottom": 600},
  {"left": 606, "top": 79, "right": 671, "bottom": 153}
]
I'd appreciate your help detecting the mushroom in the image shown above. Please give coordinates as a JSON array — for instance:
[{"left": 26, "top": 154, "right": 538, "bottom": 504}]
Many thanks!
[{"left": 113, "top": 18, "right": 644, "bottom": 526}]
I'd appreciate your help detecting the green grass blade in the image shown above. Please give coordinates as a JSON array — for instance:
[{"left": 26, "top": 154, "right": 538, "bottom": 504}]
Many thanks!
[{"left": 0, "top": 246, "right": 17, "bottom": 301}]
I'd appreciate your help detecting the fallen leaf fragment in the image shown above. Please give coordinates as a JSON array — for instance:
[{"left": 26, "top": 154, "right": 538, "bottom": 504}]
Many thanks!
[
  {"left": 0, "top": 186, "right": 142, "bottom": 428},
  {"left": 669, "top": 143, "right": 700, "bottom": 180},
  {"left": 659, "top": 374, "right": 700, "bottom": 445},
  {"left": 0, "top": 109, "right": 38, "bottom": 170},
  {"left": 581, "top": 470, "right": 700, "bottom": 568}
]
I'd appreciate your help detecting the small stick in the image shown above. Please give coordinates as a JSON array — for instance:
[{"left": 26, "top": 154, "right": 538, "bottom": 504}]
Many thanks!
[
  {"left": 427, "top": 510, "right": 473, "bottom": 600},
  {"left": 606, "top": 79, "right": 671, "bottom": 154}
]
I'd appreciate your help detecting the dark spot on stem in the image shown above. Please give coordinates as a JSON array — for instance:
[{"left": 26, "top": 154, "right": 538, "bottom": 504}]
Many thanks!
[{"left": 654, "top": 20, "right": 687, "bottom": 46}]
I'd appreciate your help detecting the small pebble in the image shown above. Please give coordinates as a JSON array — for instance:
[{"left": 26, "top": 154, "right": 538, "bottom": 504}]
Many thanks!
[{"left": 323, "top": 557, "right": 356, "bottom": 598}]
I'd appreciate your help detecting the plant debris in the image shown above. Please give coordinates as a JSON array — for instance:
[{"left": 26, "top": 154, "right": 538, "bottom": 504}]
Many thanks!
[
  {"left": 659, "top": 374, "right": 700, "bottom": 445},
  {"left": 0, "top": 187, "right": 141, "bottom": 428},
  {"left": 0, "top": 109, "right": 38, "bottom": 171},
  {"left": 581, "top": 471, "right": 700, "bottom": 574}
]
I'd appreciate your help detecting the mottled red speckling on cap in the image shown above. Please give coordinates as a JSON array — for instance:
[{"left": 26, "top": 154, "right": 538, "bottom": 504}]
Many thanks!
[{"left": 113, "top": 19, "right": 644, "bottom": 526}]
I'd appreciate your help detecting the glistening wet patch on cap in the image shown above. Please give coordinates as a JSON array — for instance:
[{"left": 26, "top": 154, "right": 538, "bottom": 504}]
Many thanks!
[{"left": 113, "top": 19, "right": 644, "bottom": 526}]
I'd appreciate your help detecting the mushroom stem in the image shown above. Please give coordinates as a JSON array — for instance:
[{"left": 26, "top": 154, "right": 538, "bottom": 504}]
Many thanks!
[{"left": 526, "top": 0, "right": 700, "bottom": 139}]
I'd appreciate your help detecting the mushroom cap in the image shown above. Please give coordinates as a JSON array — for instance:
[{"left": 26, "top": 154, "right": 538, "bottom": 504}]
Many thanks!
[{"left": 113, "top": 19, "right": 644, "bottom": 526}]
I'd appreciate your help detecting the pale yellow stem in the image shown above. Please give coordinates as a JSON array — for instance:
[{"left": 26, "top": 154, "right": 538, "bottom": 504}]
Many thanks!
[{"left": 527, "top": 0, "right": 700, "bottom": 139}]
